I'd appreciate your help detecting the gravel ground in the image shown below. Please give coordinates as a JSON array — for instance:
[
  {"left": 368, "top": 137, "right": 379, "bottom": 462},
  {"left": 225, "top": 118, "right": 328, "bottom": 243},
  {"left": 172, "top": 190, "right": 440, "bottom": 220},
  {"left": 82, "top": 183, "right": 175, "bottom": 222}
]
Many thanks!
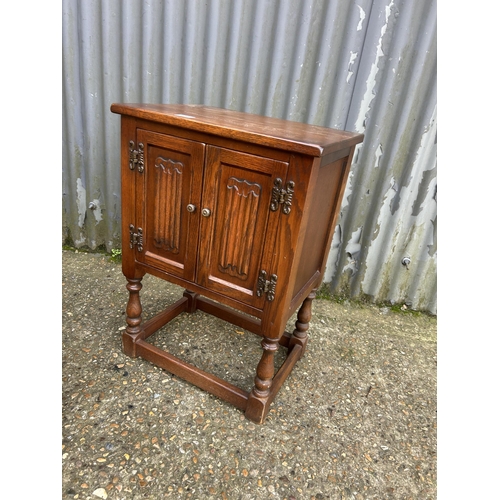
[{"left": 62, "top": 249, "right": 437, "bottom": 500}]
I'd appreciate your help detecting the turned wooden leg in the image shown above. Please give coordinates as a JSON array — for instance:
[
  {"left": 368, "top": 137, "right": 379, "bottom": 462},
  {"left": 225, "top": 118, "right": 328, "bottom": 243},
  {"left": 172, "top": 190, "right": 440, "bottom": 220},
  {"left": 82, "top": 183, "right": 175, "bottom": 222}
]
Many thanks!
[
  {"left": 288, "top": 289, "right": 316, "bottom": 358},
  {"left": 253, "top": 338, "right": 279, "bottom": 399},
  {"left": 245, "top": 337, "right": 279, "bottom": 423},
  {"left": 122, "top": 278, "right": 143, "bottom": 357}
]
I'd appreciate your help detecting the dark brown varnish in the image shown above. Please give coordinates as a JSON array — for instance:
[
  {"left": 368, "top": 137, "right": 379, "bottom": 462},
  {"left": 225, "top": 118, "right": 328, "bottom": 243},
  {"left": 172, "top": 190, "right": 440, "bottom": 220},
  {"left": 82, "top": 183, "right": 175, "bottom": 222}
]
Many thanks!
[{"left": 111, "top": 103, "right": 363, "bottom": 424}]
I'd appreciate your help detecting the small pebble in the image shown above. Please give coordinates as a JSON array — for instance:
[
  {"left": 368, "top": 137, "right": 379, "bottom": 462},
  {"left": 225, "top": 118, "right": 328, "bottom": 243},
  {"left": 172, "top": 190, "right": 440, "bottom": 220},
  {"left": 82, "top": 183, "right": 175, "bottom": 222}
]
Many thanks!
[{"left": 92, "top": 488, "right": 108, "bottom": 499}]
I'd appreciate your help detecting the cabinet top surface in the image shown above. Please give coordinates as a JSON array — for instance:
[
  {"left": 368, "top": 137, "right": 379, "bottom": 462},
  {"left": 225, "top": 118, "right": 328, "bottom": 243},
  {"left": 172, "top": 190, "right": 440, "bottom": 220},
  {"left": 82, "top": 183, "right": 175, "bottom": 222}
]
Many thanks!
[{"left": 111, "top": 103, "right": 363, "bottom": 156}]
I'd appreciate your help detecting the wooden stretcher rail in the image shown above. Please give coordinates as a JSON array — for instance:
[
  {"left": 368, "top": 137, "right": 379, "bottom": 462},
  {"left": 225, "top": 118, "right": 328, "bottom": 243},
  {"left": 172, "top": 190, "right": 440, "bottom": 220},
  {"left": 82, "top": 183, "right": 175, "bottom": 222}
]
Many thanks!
[{"left": 135, "top": 339, "right": 249, "bottom": 411}]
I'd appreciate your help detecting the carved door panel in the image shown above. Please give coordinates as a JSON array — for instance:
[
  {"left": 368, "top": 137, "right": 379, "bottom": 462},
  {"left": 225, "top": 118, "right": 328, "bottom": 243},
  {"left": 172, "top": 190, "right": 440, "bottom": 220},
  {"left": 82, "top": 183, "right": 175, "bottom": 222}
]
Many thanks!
[
  {"left": 135, "top": 130, "right": 205, "bottom": 281},
  {"left": 197, "top": 146, "right": 289, "bottom": 307}
]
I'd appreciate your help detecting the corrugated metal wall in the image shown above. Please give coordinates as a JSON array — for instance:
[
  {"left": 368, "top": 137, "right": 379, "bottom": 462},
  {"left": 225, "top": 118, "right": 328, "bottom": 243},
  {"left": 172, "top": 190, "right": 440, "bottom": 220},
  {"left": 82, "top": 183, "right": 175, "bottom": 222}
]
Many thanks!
[{"left": 62, "top": 0, "right": 437, "bottom": 314}]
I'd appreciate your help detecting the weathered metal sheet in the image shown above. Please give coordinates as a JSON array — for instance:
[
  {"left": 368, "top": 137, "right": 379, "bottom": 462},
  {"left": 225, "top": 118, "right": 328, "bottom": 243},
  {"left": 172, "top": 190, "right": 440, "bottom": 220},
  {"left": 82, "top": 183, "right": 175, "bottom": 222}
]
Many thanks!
[
  {"left": 62, "top": 0, "right": 437, "bottom": 313},
  {"left": 326, "top": 0, "right": 437, "bottom": 313}
]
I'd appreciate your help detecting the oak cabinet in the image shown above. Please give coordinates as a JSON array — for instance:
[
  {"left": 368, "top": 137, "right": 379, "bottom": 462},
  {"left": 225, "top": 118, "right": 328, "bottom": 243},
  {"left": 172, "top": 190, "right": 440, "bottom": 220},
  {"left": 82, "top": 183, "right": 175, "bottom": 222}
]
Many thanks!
[{"left": 111, "top": 103, "right": 363, "bottom": 423}]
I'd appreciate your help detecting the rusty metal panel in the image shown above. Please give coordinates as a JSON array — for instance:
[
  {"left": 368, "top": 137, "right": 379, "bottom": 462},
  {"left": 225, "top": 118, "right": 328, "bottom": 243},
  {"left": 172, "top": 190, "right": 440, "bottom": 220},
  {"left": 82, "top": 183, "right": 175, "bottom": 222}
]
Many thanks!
[{"left": 62, "top": 0, "right": 437, "bottom": 313}]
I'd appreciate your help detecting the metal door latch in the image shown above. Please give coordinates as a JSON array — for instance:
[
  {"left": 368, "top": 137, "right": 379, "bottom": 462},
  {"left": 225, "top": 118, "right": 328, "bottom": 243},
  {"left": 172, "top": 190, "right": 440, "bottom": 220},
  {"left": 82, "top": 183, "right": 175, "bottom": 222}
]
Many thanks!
[
  {"left": 129, "top": 141, "right": 144, "bottom": 172},
  {"left": 256, "top": 270, "right": 278, "bottom": 301},
  {"left": 270, "top": 178, "right": 295, "bottom": 214},
  {"left": 129, "top": 224, "right": 143, "bottom": 252}
]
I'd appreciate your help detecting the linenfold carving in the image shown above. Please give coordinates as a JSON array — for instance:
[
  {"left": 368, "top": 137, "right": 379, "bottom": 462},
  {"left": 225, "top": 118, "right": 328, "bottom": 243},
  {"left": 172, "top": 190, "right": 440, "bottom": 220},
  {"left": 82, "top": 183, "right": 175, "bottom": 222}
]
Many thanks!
[
  {"left": 153, "top": 157, "right": 184, "bottom": 253},
  {"left": 218, "top": 177, "right": 262, "bottom": 279}
]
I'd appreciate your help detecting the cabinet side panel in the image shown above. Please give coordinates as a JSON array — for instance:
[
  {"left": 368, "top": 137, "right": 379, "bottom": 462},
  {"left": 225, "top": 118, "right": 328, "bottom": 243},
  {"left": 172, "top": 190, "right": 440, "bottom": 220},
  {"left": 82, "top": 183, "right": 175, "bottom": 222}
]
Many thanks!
[{"left": 291, "top": 156, "right": 349, "bottom": 299}]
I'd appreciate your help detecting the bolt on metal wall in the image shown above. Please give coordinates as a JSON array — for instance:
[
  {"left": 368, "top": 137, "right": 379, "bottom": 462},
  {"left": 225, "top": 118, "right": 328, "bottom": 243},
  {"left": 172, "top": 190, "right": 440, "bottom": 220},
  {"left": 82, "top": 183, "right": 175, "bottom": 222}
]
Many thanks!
[{"left": 62, "top": 0, "right": 437, "bottom": 313}]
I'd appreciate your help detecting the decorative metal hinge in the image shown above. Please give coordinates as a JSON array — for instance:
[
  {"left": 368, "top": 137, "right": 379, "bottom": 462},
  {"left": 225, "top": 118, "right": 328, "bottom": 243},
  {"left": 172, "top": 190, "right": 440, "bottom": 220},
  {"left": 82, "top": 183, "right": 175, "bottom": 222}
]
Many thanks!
[
  {"left": 256, "top": 270, "right": 278, "bottom": 301},
  {"left": 129, "top": 224, "right": 143, "bottom": 252},
  {"left": 129, "top": 141, "right": 144, "bottom": 172},
  {"left": 270, "top": 178, "right": 295, "bottom": 214}
]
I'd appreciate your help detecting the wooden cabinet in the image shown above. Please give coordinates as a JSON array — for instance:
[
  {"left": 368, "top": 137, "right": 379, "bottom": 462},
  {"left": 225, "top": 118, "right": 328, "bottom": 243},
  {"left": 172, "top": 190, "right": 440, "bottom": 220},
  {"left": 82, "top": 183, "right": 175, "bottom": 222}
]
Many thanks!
[{"left": 111, "top": 103, "right": 363, "bottom": 423}]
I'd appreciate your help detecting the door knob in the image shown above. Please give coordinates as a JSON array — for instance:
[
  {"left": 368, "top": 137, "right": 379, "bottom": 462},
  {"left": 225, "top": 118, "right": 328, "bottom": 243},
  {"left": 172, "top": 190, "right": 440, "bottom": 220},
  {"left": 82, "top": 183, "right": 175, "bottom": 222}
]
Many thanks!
[
  {"left": 186, "top": 204, "right": 196, "bottom": 213},
  {"left": 201, "top": 208, "right": 211, "bottom": 217}
]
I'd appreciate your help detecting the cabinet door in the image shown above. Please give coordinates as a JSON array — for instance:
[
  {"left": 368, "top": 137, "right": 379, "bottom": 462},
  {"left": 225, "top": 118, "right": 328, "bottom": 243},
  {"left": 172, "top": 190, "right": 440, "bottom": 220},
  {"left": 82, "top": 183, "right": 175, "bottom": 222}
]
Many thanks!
[
  {"left": 135, "top": 129, "right": 204, "bottom": 281},
  {"left": 197, "top": 146, "right": 289, "bottom": 308}
]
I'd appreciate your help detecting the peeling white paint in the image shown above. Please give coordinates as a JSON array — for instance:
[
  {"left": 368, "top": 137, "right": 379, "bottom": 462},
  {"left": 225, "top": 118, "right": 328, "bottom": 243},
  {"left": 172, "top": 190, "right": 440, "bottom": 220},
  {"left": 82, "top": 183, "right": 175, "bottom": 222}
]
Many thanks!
[
  {"left": 74, "top": 233, "right": 87, "bottom": 246},
  {"left": 360, "top": 176, "right": 400, "bottom": 292},
  {"left": 345, "top": 226, "right": 363, "bottom": 258},
  {"left": 90, "top": 198, "right": 103, "bottom": 223},
  {"left": 342, "top": 226, "right": 363, "bottom": 275},
  {"left": 354, "top": 0, "right": 395, "bottom": 133},
  {"left": 324, "top": 223, "right": 343, "bottom": 280},
  {"left": 76, "top": 178, "right": 87, "bottom": 228},
  {"left": 360, "top": 105, "right": 437, "bottom": 307},
  {"left": 357, "top": 6, "right": 366, "bottom": 31},
  {"left": 374, "top": 144, "right": 383, "bottom": 168},
  {"left": 409, "top": 106, "right": 437, "bottom": 228},
  {"left": 347, "top": 51, "right": 358, "bottom": 83}
]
